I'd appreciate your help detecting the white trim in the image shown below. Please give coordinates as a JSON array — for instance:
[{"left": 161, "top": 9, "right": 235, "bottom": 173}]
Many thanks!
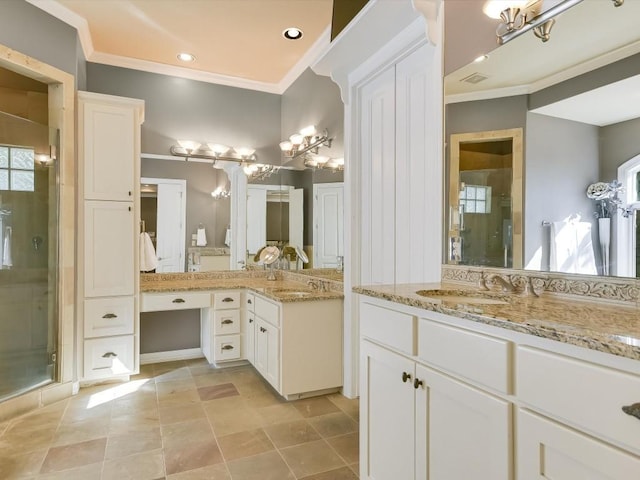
[
  {"left": 445, "top": 85, "right": 530, "bottom": 104},
  {"left": 140, "top": 348, "right": 204, "bottom": 365},
  {"left": 277, "top": 26, "right": 331, "bottom": 93},
  {"left": 616, "top": 154, "right": 640, "bottom": 278}
]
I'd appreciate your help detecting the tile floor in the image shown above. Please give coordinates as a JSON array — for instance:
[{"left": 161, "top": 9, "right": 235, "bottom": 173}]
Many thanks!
[{"left": 0, "top": 359, "right": 360, "bottom": 479}]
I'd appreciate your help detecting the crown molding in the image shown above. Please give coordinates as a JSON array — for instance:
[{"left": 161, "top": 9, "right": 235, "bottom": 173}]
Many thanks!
[
  {"left": 27, "top": 0, "right": 330, "bottom": 94},
  {"left": 445, "top": 84, "right": 530, "bottom": 104}
]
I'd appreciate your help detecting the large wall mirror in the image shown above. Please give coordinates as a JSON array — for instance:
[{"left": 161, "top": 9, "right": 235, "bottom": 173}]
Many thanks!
[{"left": 444, "top": 0, "right": 640, "bottom": 278}]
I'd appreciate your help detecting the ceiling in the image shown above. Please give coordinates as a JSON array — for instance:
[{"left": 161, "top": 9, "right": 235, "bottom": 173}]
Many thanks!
[{"left": 28, "top": 0, "right": 333, "bottom": 94}]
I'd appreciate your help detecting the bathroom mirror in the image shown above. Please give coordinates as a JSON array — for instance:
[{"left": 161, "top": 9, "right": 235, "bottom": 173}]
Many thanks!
[{"left": 444, "top": 0, "right": 640, "bottom": 278}]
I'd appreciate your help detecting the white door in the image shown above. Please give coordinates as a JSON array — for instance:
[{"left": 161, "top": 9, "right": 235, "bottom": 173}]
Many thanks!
[
  {"left": 246, "top": 187, "right": 267, "bottom": 255},
  {"left": 313, "top": 183, "right": 344, "bottom": 268},
  {"left": 360, "top": 341, "right": 416, "bottom": 480},
  {"left": 517, "top": 409, "right": 640, "bottom": 479},
  {"left": 417, "top": 365, "right": 511, "bottom": 480},
  {"left": 244, "top": 312, "right": 255, "bottom": 365},
  {"left": 155, "top": 182, "right": 185, "bottom": 272},
  {"left": 255, "top": 317, "right": 279, "bottom": 390},
  {"left": 289, "top": 188, "right": 304, "bottom": 250},
  {"left": 84, "top": 200, "right": 135, "bottom": 297}
]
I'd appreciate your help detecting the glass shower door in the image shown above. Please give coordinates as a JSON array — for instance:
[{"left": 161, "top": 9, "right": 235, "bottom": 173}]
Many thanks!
[{"left": 0, "top": 111, "right": 58, "bottom": 401}]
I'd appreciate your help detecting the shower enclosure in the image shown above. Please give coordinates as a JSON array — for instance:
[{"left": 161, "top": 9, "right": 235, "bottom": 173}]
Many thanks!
[{"left": 0, "top": 110, "right": 59, "bottom": 402}]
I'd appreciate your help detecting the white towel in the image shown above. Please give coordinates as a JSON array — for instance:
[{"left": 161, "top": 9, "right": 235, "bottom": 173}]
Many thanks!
[
  {"left": 2, "top": 226, "right": 12, "bottom": 269},
  {"left": 224, "top": 228, "right": 231, "bottom": 247},
  {"left": 549, "top": 220, "right": 597, "bottom": 275},
  {"left": 139, "top": 232, "right": 158, "bottom": 272},
  {"left": 196, "top": 227, "right": 207, "bottom": 247}
]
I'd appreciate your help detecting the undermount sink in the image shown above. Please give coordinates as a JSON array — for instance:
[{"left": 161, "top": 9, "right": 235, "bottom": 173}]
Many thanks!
[
  {"left": 271, "top": 289, "right": 313, "bottom": 298},
  {"left": 415, "top": 289, "right": 510, "bottom": 305}
]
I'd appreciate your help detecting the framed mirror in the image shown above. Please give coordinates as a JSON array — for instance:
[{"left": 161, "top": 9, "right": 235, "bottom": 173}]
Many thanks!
[{"left": 444, "top": 0, "right": 640, "bottom": 278}]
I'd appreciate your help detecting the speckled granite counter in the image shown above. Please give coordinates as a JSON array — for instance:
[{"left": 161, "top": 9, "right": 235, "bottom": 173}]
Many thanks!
[
  {"left": 141, "top": 271, "right": 343, "bottom": 303},
  {"left": 354, "top": 283, "right": 640, "bottom": 361}
]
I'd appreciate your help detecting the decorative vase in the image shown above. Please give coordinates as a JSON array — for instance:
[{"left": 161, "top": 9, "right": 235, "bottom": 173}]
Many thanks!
[{"left": 598, "top": 217, "right": 611, "bottom": 275}]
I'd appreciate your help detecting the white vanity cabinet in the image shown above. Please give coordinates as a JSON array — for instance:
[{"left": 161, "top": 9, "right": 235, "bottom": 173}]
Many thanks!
[
  {"left": 77, "top": 91, "right": 144, "bottom": 382},
  {"left": 250, "top": 293, "right": 343, "bottom": 399}
]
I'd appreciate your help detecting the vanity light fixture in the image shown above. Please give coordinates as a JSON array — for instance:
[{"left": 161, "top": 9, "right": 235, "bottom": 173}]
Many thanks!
[
  {"left": 170, "top": 141, "right": 257, "bottom": 164},
  {"left": 283, "top": 27, "right": 303, "bottom": 40},
  {"left": 484, "top": 0, "right": 624, "bottom": 45},
  {"left": 279, "top": 125, "right": 333, "bottom": 159},
  {"left": 303, "top": 154, "right": 344, "bottom": 173},
  {"left": 211, "top": 186, "right": 230, "bottom": 199}
]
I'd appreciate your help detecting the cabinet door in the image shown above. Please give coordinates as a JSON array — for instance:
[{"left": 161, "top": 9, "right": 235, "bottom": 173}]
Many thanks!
[
  {"left": 82, "top": 100, "right": 135, "bottom": 201},
  {"left": 255, "top": 317, "right": 279, "bottom": 390},
  {"left": 244, "top": 311, "right": 255, "bottom": 365},
  {"left": 518, "top": 409, "right": 640, "bottom": 480},
  {"left": 360, "top": 341, "right": 415, "bottom": 480},
  {"left": 84, "top": 201, "right": 135, "bottom": 297},
  {"left": 416, "top": 365, "right": 511, "bottom": 480}
]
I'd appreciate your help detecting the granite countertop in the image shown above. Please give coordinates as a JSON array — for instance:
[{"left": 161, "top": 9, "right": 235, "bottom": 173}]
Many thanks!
[
  {"left": 141, "top": 272, "right": 343, "bottom": 303},
  {"left": 353, "top": 283, "right": 640, "bottom": 361}
]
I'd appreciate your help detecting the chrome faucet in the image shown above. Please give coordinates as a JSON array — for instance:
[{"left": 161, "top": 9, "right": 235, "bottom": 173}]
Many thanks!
[
  {"left": 480, "top": 272, "right": 514, "bottom": 292},
  {"left": 307, "top": 279, "right": 328, "bottom": 292}
]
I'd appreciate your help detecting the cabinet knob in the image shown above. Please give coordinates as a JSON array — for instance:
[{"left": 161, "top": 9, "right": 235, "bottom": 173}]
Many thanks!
[
  {"left": 221, "top": 345, "right": 234, "bottom": 350},
  {"left": 172, "top": 298, "right": 186, "bottom": 303},
  {"left": 402, "top": 371, "right": 412, "bottom": 383},
  {"left": 102, "top": 313, "right": 117, "bottom": 319},
  {"left": 622, "top": 403, "right": 640, "bottom": 420},
  {"left": 249, "top": 318, "right": 253, "bottom": 323},
  {"left": 414, "top": 378, "right": 424, "bottom": 389},
  {"left": 128, "top": 191, "right": 132, "bottom": 196},
  {"left": 260, "top": 327, "right": 266, "bottom": 333},
  {"left": 222, "top": 297, "right": 234, "bottom": 303},
  {"left": 247, "top": 299, "right": 252, "bottom": 304},
  {"left": 128, "top": 206, "right": 132, "bottom": 212},
  {"left": 221, "top": 319, "right": 233, "bottom": 325},
  {"left": 102, "top": 352, "right": 118, "bottom": 358}
]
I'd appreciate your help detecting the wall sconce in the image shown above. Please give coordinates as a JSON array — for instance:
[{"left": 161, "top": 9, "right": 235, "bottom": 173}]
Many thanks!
[
  {"left": 211, "top": 186, "right": 231, "bottom": 199},
  {"left": 484, "top": 0, "right": 623, "bottom": 45},
  {"left": 303, "top": 154, "right": 344, "bottom": 172},
  {"left": 35, "top": 145, "right": 56, "bottom": 166},
  {"left": 242, "top": 163, "right": 281, "bottom": 181},
  {"left": 279, "top": 125, "right": 333, "bottom": 159},
  {"left": 170, "top": 140, "right": 257, "bottom": 164}
]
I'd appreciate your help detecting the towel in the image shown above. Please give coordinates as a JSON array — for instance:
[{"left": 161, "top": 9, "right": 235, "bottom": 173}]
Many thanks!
[
  {"left": 196, "top": 227, "right": 207, "bottom": 247},
  {"left": 139, "top": 232, "right": 158, "bottom": 272},
  {"left": 2, "top": 226, "right": 12, "bottom": 269},
  {"left": 224, "top": 228, "right": 231, "bottom": 247},
  {"left": 549, "top": 220, "right": 597, "bottom": 275}
]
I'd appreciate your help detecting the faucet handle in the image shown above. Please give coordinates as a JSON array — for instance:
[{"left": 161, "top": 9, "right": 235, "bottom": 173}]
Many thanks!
[{"left": 478, "top": 271, "right": 489, "bottom": 290}]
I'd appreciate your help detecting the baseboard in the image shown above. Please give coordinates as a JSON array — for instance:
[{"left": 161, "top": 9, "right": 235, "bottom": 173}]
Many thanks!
[{"left": 140, "top": 348, "right": 204, "bottom": 365}]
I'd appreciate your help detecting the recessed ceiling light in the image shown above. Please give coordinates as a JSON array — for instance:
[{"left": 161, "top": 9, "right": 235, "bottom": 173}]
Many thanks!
[
  {"left": 474, "top": 54, "right": 489, "bottom": 63},
  {"left": 177, "top": 52, "right": 195, "bottom": 62},
  {"left": 283, "top": 27, "right": 303, "bottom": 40}
]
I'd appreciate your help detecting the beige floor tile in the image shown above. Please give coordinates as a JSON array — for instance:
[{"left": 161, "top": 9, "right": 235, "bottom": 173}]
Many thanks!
[
  {"left": 0, "top": 421, "right": 8, "bottom": 436},
  {"left": 162, "top": 419, "right": 215, "bottom": 449},
  {"left": 233, "top": 379, "right": 270, "bottom": 397},
  {"left": 327, "top": 394, "right": 360, "bottom": 421},
  {"left": 156, "top": 378, "right": 197, "bottom": 396},
  {"left": 111, "top": 393, "right": 159, "bottom": 416},
  {"left": 0, "top": 425, "right": 57, "bottom": 455},
  {"left": 158, "top": 388, "right": 200, "bottom": 409},
  {"left": 299, "top": 466, "right": 359, "bottom": 480},
  {"left": 102, "top": 449, "right": 165, "bottom": 480},
  {"left": 226, "top": 450, "right": 295, "bottom": 480},
  {"left": 197, "top": 383, "right": 239, "bottom": 401},
  {"left": 154, "top": 367, "right": 193, "bottom": 383},
  {"left": 350, "top": 462, "right": 360, "bottom": 478},
  {"left": 5, "top": 402, "right": 66, "bottom": 434},
  {"left": 223, "top": 367, "right": 263, "bottom": 386},
  {"left": 203, "top": 396, "right": 248, "bottom": 418},
  {"left": 292, "top": 397, "right": 341, "bottom": 418},
  {"left": 40, "top": 437, "right": 107, "bottom": 474},
  {"left": 217, "top": 428, "right": 274, "bottom": 461},
  {"left": 159, "top": 403, "right": 206, "bottom": 425},
  {"left": 0, "top": 448, "right": 47, "bottom": 478},
  {"left": 164, "top": 439, "right": 223, "bottom": 475},
  {"left": 280, "top": 439, "right": 346, "bottom": 478},
  {"left": 61, "top": 403, "right": 112, "bottom": 424},
  {"left": 35, "top": 462, "right": 104, "bottom": 480},
  {"left": 51, "top": 417, "right": 110, "bottom": 447},
  {"left": 241, "top": 390, "right": 286, "bottom": 409},
  {"left": 109, "top": 411, "right": 161, "bottom": 435},
  {"left": 263, "top": 419, "right": 321, "bottom": 448},
  {"left": 308, "top": 412, "right": 358, "bottom": 438},
  {"left": 209, "top": 406, "right": 263, "bottom": 437},
  {"left": 167, "top": 463, "right": 231, "bottom": 479},
  {"left": 105, "top": 428, "right": 163, "bottom": 459},
  {"left": 257, "top": 403, "right": 304, "bottom": 427},
  {"left": 193, "top": 371, "right": 232, "bottom": 387},
  {"left": 152, "top": 360, "right": 188, "bottom": 374},
  {"left": 327, "top": 432, "right": 359, "bottom": 464}
]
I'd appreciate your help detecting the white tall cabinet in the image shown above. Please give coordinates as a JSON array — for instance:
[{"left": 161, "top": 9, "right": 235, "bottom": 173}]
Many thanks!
[{"left": 77, "top": 91, "right": 144, "bottom": 381}]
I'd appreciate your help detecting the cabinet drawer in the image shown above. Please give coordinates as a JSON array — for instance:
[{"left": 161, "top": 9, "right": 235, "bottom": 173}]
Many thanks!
[
  {"left": 83, "top": 335, "right": 135, "bottom": 380},
  {"left": 246, "top": 293, "right": 255, "bottom": 312},
  {"left": 360, "top": 301, "right": 415, "bottom": 355},
  {"left": 255, "top": 295, "right": 280, "bottom": 327},
  {"left": 84, "top": 296, "right": 134, "bottom": 338},
  {"left": 141, "top": 291, "right": 211, "bottom": 312},
  {"left": 214, "top": 334, "right": 241, "bottom": 361},
  {"left": 518, "top": 346, "right": 640, "bottom": 454},
  {"left": 418, "top": 318, "right": 511, "bottom": 394},
  {"left": 213, "top": 291, "right": 241, "bottom": 310},
  {"left": 213, "top": 310, "right": 241, "bottom": 335}
]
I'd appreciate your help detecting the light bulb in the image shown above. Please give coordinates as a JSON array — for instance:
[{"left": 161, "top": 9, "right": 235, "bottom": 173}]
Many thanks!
[
  {"left": 235, "top": 147, "right": 255, "bottom": 158},
  {"left": 300, "top": 125, "right": 317, "bottom": 137},
  {"left": 279, "top": 141, "right": 293, "bottom": 152},
  {"left": 207, "top": 143, "right": 230, "bottom": 155},
  {"left": 334, "top": 157, "right": 345, "bottom": 165},
  {"left": 177, "top": 140, "right": 201, "bottom": 152},
  {"left": 482, "top": 0, "right": 527, "bottom": 19},
  {"left": 289, "top": 134, "right": 304, "bottom": 146},
  {"left": 314, "top": 155, "right": 330, "bottom": 164}
]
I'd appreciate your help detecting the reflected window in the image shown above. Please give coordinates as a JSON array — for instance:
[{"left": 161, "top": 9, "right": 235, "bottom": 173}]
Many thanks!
[
  {"left": 459, "top": 184, "right": 491, "bottom": 214},
  {"left": 0, "top": 145, "right": 35, "bottom": 192}
]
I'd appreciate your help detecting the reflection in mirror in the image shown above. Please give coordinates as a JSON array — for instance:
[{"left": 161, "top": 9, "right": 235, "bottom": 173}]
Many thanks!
[{"left": 444, "top": 0, "right": 640, "bottom": 278}]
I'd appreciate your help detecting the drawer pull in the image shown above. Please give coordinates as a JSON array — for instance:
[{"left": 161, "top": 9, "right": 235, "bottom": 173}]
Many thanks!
[
  {"left": 102, "top": 352, "right": 118, "bottom": 358},
  {"left": 402, "top": 372, "right": 412, "bottom": 383},
  {"left": 247, "top": 299, "right": 252, "bottom": 304},
  {"left": 221, "top": 345, "right": 234, "bottom": 351},
  {"left": 102, "top": 313, "right": 118, "bottom": 319},
  {"left": 221, "top": 319, "right": 234, "bottom": 325},
  {"left": 172, "top": 298, "right": 186, "bottom": 303},
  {"left": 622, "top": 403, "right": 640, "bottom": 420},
  {"left": 222, "top": 297, "right": 234, "bottom": 303},
  {"left": 414, "top": 378, "right": 424, "bottom": 389}
]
